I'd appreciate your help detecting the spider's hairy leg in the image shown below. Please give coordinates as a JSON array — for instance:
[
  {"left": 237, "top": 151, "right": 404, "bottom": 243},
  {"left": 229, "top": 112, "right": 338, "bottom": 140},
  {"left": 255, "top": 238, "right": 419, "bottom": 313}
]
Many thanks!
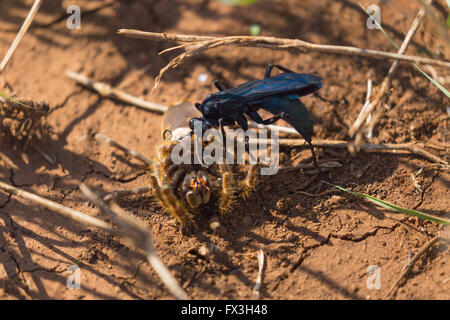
[
  {"left": 239, "top": 164, "right": 258, "bottom": 199},
  {"left": 150, "top": 174, "right": 191, "bottom": 227},
  {"left": 218, "top": 163, "right": 236, "bottom": 213},
  {"left": 157, "top": 141, "right": 176, "bottom": 162}
]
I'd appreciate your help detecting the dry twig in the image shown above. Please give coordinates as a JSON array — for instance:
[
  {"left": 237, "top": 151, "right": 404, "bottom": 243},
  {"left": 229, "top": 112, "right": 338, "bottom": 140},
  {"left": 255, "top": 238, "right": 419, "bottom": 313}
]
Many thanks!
[
  {"left": 0, "top": 180, "right": 188, "bottom": 300},
  {"left": 297, "top": 189, "right": 339, "bottom": 197},
  {"left": 0, "top": 0, "right": 43, "bottom": 73},
  {"left": 117, "top": 29, "right": 450, "bottom": 91},
  {"left": 252, "top": 249, "right": 265, "bottom": 299},
  {"left": 103, "top": 186, "right": 152, "bottom": 203},
  {"left": 66, "top": 71, "right": 168, "bottom": 113},
  {"left": 280, "top": 161, "right": 342, "bottom": 171},
  {"left": 79, "top": 183, "right": 189, "bottom": 300},
  {"left": 260, "top": 138, "right": 449, "bottom": 165},
  {"left": 64, "top": 73, "right": 306, "bottom": 136},
  {"left": 350, "top": 1, "right": 433, "bottom": 139},
  {"left": 95, "top": 133, "right": 154, "bottom": 167},
  {"left": 385, "top": 235, "right": 440, "bottom": 299},
  {"left": 0, "top": 181, "right": 113, "bottom": 234}
]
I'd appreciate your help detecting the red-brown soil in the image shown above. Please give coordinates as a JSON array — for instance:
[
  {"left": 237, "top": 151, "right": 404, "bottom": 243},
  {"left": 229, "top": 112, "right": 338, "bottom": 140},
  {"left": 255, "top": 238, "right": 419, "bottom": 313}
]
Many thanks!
[{"left": 0, "top": 0, "right": 448, "bottom": 299}]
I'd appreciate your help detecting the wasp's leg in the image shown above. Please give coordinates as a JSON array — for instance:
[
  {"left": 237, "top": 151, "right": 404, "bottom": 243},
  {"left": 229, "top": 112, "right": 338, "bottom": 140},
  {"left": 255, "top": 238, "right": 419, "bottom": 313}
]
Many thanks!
[
  {"left": 150, "top": 175, "right": 191, "bottom": 227},
  {"left": 239, "top": 164, "right": 258, "bottom": 199},
  {"left": 218, "top": 163, "right": 235, "bottom": 213},
  {"left": 236, "top": 114, "right": 249, "bottom": 131},
  {"left": 264, "top": 64, "right": 295, "bottom": 78},
  {"left": 280, "top": 113, "right": 324, "bottom": 178},
  {"left": 218, "top": 117, "right": 227, "bottom": 149},
  {"left": 212, "top": 80, "right": 229, "bottom": 91}
]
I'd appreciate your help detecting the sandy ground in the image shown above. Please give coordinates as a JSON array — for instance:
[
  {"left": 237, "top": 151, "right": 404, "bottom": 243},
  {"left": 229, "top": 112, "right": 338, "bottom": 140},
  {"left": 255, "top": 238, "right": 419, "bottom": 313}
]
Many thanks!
[{"left": 0, "top": 0, "right": 449, "bottom": 299}]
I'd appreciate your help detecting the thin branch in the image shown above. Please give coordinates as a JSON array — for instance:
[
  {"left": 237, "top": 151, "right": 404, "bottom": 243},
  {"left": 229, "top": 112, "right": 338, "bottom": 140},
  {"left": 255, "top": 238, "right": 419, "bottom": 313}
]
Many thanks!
[
  {"left": 252, "top": 249, "right": 265, "bottom": 299},
  {"left": 249, "top": 122, "right": 298, "bottom": 135},
  {"left": 117, "top": 29, "right": 450, "bottom": 90},
  {"left": 65, "top": 73, "right": 301, "bottom": 136},
  {"left": 269, "top": 138, "right": 449, "bottom": 165},
  {"left": 350, "top": 0, "right": 433, "bottom": 138},
  {"left": 353, "top": 78, "right": 373, "bottom": 138},
  {"left": 95, "top": 133, "right": 155, "bottom": 167},
  {"left": 65, "top": 71, "right": 168, "bottom": 113},
  {"left": 0, "top": 180, "right": 189, "bottom": 300},
  {"left": 385, "top": 235, "right": 440, "bottom": 299},
  {"left": 297, "top": 189, "right": 339, "bottom": 197},
  {"left": 0, "top": 0, "right": 43, "bottom": 73},
  {"left": 280, "top": 161, "right": 342, "bottom": 171},
  {"left": 64, "top": 72, "right": 299, "bottom": 135},
  {"left": 79, "top": 183, "right": 190, "bottom": 300},
  {"left": 0, "top": 180, "right": 113, "bottom": 233},
  {"left": 103, "top": 186, "right": 152, "bottom": 202}
]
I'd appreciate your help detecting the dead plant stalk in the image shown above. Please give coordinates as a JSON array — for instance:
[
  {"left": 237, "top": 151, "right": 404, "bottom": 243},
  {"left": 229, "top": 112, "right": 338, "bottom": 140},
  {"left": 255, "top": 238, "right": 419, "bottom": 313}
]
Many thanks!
[
  {"left": 350, "top": 0, "right": 434, "bottom": 139},
  {"left": 0, "top": 180, "right": 189, "bottom": 300},
  {"left": 117, "top": 29, "right": 450, "bottom": 91},
  {"left": 0, "top": 0, "right": 43, "bottom": 73}
]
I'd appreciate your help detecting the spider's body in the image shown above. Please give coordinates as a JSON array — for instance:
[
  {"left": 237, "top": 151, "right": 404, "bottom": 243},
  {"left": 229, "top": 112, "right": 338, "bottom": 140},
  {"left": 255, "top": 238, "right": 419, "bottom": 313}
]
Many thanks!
[
  {"left": 152, "top": 128, "right": 257, "bottom": 226},
  {"left": 97, "top": 102, "right": 258, "bottom": 229}
]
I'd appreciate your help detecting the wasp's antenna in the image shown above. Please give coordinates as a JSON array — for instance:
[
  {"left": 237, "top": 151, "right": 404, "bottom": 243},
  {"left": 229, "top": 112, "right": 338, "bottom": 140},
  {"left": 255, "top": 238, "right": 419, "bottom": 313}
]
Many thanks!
[{"left": 163, "top": 129, "right": 172, "bottom": 141}]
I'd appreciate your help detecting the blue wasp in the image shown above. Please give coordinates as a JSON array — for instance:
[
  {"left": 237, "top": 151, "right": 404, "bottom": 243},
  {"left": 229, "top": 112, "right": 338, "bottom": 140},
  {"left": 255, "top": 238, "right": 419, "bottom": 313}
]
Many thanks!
[{"left": 189, "top": 64, "right": 323, "bottom": 174}]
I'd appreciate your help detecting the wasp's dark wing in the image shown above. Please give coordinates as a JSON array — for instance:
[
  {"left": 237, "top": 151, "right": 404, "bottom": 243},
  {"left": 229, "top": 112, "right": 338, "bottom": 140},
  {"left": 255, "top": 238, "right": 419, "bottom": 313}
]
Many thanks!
[
  {"left": 262, "top": 97, "right": 314, "bottom": 141},
  {"left": 212, "top": 73, "right": 322, "bottom": 105}
]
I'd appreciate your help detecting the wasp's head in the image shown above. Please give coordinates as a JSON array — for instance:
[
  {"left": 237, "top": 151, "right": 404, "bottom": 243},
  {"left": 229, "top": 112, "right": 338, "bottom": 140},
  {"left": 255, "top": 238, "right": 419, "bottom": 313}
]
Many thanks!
[{"left": 189, "top": 117, "right": 212, "bottom": 133}]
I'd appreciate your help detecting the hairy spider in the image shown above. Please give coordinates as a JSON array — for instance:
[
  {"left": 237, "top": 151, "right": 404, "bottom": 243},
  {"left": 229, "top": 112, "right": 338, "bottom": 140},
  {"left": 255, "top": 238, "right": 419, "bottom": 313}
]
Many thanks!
[{"left": 97, "top": 102, "right": 258, "bottom": 229}]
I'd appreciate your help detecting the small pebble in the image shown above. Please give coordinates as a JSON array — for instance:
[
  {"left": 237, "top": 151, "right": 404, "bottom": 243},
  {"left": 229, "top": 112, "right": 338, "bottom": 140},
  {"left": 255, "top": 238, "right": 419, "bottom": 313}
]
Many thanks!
[{"left": 198, "top": 73, "right": 208, "bottom": 83}]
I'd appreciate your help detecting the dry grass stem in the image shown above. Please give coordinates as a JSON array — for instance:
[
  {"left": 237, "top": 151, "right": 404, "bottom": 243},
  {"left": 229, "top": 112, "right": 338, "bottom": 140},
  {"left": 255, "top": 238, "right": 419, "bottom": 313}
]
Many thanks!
[
  {"left": 353, "top": 78, "right": 373, "bottom": 138},
  {"left": 66, "top": 71, "right": 168, "bottom": 113},
  {"left": 297, "top": 189, "right": 339, "bottom": 197},
  {"left": 385, "top": 235, "right": 440, "bottom": 299},
  {"left": 79, "top": 183, "right": 190, "bottom": 300},
  {"left": 95, "top": 133, "right": 154, "bottom": 167},
  {"left": 0, "top": 0, "right": 43, "bottom": 73},
  {"left": 350, "top": 1, "right": 433, "bottom": 138},
  {"left": 0, "top": 180, "right": 188, "bottom": 300},
  {"left": 117, "top": 29, "right": 450, "bottom": 91},
  {"left": 280, "top": 161, "right": 342, "bottom": 171},
  {"left": 267, "top": 138, "right": 449, "bottom": 165},
  {"left": 103, "top": 186, "right": 152, "bottom": 202},
  {"left": 252, "top": 249, "right": 265, "bottom": 299},
  {"left": 249, "top": 122, "right": 298, "bottom": 135},
  {"left": 0, "top": 180, "right": 113, "bottom": 233}
]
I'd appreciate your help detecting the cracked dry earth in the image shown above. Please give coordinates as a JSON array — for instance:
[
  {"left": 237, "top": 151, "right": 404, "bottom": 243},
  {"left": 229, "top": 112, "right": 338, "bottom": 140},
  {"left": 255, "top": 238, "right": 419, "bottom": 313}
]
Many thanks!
[{"left": 0, "top": 0, "right": 449, "bottom": 300}]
